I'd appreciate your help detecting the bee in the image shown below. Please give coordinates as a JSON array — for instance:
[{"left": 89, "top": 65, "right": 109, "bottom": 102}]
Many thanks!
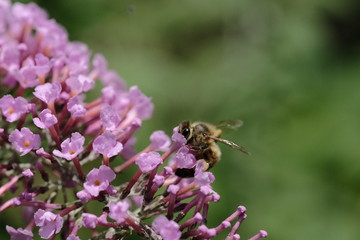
[{"left": 176, "top": 120, "right": 250, "bottom": 178}]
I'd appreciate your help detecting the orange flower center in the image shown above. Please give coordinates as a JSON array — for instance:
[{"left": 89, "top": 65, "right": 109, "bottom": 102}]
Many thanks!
[
  {"left": 23, "top": 141, "right": 30, "bottom": 147},
  {"left": 7, "top": 107, "right": 14, "bottom": 114},
  {"left": 69, "top": 150, "right": 76, "bottom": 155},
  {"left": 94, "top": 180, "right": 101, "bottom": 186}
]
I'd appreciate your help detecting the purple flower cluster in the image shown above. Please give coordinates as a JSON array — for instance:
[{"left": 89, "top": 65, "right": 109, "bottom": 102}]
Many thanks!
[{"left": 0, "top": 1, "right": 267, "bottom": 239}]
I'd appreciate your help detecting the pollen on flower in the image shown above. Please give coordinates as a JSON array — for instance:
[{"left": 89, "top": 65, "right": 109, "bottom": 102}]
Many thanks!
[
  {"left": 7, "top": 107, "right": 14, "bottom": 114},
  {"left": 23, "top": 141, "right": 30, "bottom": 147},
  {"left": 94, "top": 180, "right": 100, "bottom": 186}
]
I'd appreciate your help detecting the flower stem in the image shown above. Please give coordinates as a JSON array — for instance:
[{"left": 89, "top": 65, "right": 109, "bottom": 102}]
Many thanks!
[
  {"left": 72, "top": 157, "right": 85, "bottom": 182},
  {"left": 114, "top": 146, "right": 152, "bottom": 173},
  {"left": 121, "top": 169, "right": 142, "bottom": 199},
  {"left": 0, "top": 175, "right": 20, "bottom": 196},
  {"left": 60, "top": 202, "right": 82, "bottom": 217}
]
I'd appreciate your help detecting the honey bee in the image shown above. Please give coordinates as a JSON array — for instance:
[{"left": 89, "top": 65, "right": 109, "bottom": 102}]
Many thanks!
[{"left": 176, "top": 120, "right": 250, "bottom": 178}]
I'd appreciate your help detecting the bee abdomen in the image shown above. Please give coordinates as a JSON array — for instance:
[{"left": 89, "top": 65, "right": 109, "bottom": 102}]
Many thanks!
[
  {"left": 175, "top": 168, "right": 195, "bottom": 178},
  {"left": 203, "top": 144, "right": 221, "bottom": 169}
]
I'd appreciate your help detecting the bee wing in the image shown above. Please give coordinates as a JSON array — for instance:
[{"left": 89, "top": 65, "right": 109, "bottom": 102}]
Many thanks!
[
  {"left": 216, "top": 120, "right": 244, "bottom": 130},
  {"left": 210, "top": 136, "right": 251, "bottom": 155}
]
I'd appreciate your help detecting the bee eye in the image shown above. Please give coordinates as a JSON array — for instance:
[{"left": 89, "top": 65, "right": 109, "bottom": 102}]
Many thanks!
[{"left": 181, "top": 128, "right": 190, "bottom": 138}]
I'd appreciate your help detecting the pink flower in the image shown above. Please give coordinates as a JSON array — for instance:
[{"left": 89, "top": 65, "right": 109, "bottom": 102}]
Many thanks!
[
  {"left": 168, "top": 184, "right": 180, "bottom": 194},
  {"left": 101, "top": 71, "right": 125, "bottom": 91},
  {"left": 92, "top": 54, "right": 108, "bottom": 78},
  {"left": 17, "top": 61, "right": 38, "bottom": 88},
  {"left": 83, "top": 165, "right": 116, "bottom": 197},
  {"left": 194, "top": 161, "right": 215, "bottom": 186},
  {"left": 101, "top": 77, "right": 126, "bottom": 103},
  {"left": 9, "top": 128, "right": 41, "bottom": 156},
  {"left": 100, "top": 104, "right": 120, "bottom": 130},
  {"left": 67, "top": 96, "right": 86, "bottom": 118},
  {"left": 0, "top": 43, "right": 20, "bottom": 74},
  {"left": 174, "top": 146, "right": 196, "bottom": 169},
  {"left": 66, "top": 74, "right": 94, "bottom": 94},
  {"left": 33, "top": 109, "right": 58, "bottom": 129},
  {"left": 34, "top": 209, "right": 63, "bottom": 239},
  {"left": 108, "top": 200, "right": 129, "bottom": 224},
  {"left": 111, "top": 86, "right": 153, "bottom": 120},
  {"left": 33, "top": 82, "right": 61, "bottom": 104},
  {"left": 53, "top": 132, "right": 84, "bottom": 160},
  {"left": 197, "top": 225, "right": 217, "bottom": 238},
  {"left": 82, "top": 213, "right": 98, "bottom": 229},
  {"left": 34, "top": 53, "right": 51, "bottom": 77},
  {"left": 6, "top": 225, "right": 33, "bottom": 240},
  {"left": 152, "top": 215, "right": 181, "bottom": 240},
  {"left": 22, "top": 169, "right": 34, "bottom": 178},
  {"left": 150, "top": 130, "right": 171, "bottom": 151},
  {"left": 171, "top": 126, "right": 187, "bottom": 149},
  {"left": 126, "top": 86, "right": 153, "bottom": 120},
  {"left": 0, "top": 95, "right": 29, "bottom": 122},
  {"left": 248, "top": 230, "right": 268, "bottom": 240},
  {"left": 11, "top": 2, "right": 47, "bottom": 25},
  {"left": 135, "top": 151, "right": 163, "bottom": 172},
  {"left": 66, "top": 235, "right": 80, "bottom": 240},
  {"left": 93, "top": 131, "right": 123, "bottom": 158},
  {"left": 154, "top": 175, "right": 165, "bottom": 187},
  {"left": 76, "top": 189, "right": 92, "bottom": 203}
]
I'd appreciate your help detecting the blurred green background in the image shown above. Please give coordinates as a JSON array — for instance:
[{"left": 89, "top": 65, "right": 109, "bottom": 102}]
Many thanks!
[{"left": 4, "top": 0, "right": 360, "bottom": 239}]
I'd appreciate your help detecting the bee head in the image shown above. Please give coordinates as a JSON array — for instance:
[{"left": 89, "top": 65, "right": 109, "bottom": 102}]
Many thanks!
[{"left": 178, "top": 121, "right": 192, "bottom": 140}]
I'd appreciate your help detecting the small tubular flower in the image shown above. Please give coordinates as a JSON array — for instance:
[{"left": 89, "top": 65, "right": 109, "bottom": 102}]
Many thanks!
[
  {"left": 17, "top": 59, "right": 38, "bottom": 88},
  {"left": 174, "top": 146, "right": 196, "bottom": 169},
  {"left": 171, "top": 127, "right": 187, "bottom": 149},
  {"left": 135, "top": 151, "right": 163, "bottom": 172},
  {"left": 33, "top": 109, "right": 58, "bottom": 129},
  {"left": 150, "top": 130, "right": 171, "bottom": 151},
  {"left": 34, "top": 209, "right": 63, "bottom": 239},
  {"left": 66, "top": 235, "right": 80, "bottom": 240},
  {"left": 152, "top": 215, "right": 181, "bottom": 240},
  {"left": 248, "top": 230, "right": 268, "bottom": 240},
  {"left": 194, "top": 161, "right": 215, "bottom": 186},
  {"left": 34, "top": 53, "right": 51, "bottom": 77},
  {"left": 9, "top": 128, "right": 41, "bottom": 156},
  {"left": 83, "top": 165, "right": 116, "bottom": 197},
  {"left": 82, "top": 213, "right": 98, "bottom": 229},
  {"left": 53, "top": 132, "right": 84, "bottom": 160},
  {"left": 100, "top": 104, "right": 121, "bottom": 130},
  {"left": 6, "top": 225, "right": 33, "bottom": 240},
  {"left": 0, "top": 95, "right": 29, "bottom": 122},
  {"left": 22, "top": 169, "right": 34, "bottom": 178},
  {"left": 66, "top": 74, "right": 95, "bottom": 94},
  {"left": 33, "top": 82, "right": 61, "bottom": 104},
  {"left": 108, "top": 200, "right": 129, "bottom": 224},
  {"left": 93, "top": 131, "right": 123, "bottom": 158},
  {"left": 67, "top": 96, "right": 86, "bottom": 118}
]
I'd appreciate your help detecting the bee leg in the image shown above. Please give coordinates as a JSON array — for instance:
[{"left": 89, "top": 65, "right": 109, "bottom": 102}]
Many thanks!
[{"left": 188, "top": 144, "right": 209, "bottom": 151}]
